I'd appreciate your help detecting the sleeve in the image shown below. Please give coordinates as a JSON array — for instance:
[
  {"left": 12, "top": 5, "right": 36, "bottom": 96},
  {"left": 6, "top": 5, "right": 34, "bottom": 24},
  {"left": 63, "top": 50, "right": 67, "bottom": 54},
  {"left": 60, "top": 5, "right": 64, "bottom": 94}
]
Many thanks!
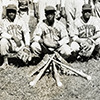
[
  {"left": 32, "top": 23, "right": 43, "bottom": 42},
  {"left": 58, "top": 22, "right": 69, "bottom": 45},
  {"left": 0, "top": 20, "right": 12, "bottom": 39},
  {"left": 69, "top": 21, "right": 79, "bottom": 41},
  {"left": 91, "top": 17, "right": 100, "bottom": 40},
  {"left": 94, "top": 18, "right": 100, "bottom": 33},
  {"left": 22, "top": 21, "right": 30, "bottom": 46}
]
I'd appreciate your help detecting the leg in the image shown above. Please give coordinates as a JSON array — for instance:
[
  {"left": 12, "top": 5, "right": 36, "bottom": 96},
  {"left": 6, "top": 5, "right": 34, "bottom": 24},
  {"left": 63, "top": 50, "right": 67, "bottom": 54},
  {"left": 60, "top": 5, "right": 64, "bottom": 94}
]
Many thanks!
[
  {"left": 29, "top": 42, "right": 49, "bottom": 76},
  {"left": 58, "top": 44, "right": 72, "bottom": 59},
  {"left": 0, "top": 38, "right": 10, "bottom": 69},
  {"left": 94, "top": 38, "right": 100, "bottom": 57},
  {"left": 28, "top": 54, "right": 50, "bottom": 77},
  {"left": 31, "top": 42, "right": 42, "bottom": 56},
  {"left": 70, "top": 41, "right": 80, "bottom": 52}
]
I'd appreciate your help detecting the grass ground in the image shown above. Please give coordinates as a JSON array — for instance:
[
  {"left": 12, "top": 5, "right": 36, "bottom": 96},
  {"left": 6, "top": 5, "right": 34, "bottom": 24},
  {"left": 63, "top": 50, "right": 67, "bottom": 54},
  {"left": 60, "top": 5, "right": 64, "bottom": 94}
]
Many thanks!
[
  {"left": 0, "top": 57, "right": 100, "bottom": 100},
  {"left": 0, "top": 6, "right": 100, "bottom": 99}
]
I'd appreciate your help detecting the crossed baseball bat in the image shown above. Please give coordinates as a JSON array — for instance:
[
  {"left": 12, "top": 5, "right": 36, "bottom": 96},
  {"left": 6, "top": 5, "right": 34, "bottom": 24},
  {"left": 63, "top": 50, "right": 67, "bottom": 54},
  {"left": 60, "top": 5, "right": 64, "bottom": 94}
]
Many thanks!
[{"left": 28, "top": 52, "right": 91, "bottom": 87}]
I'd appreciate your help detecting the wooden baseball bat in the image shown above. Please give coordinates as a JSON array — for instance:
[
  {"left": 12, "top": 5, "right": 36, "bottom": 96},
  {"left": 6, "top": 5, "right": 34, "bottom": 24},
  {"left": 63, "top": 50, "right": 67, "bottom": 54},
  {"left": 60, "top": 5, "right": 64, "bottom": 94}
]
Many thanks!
[
  {"left": 53, "top": 61, "right": 63, "bottom": 87},
  {"left": 28, "top": 54, "right": 50, "bottom": 77},
  {"left": 52, "top": 58, "right": 91, "bottom": 80},
  {"left": 53, "top": 52, "right": 91, "bottom": 80},
  {"left": 29, "top": 54, "right": 55, "bottom": 86}
]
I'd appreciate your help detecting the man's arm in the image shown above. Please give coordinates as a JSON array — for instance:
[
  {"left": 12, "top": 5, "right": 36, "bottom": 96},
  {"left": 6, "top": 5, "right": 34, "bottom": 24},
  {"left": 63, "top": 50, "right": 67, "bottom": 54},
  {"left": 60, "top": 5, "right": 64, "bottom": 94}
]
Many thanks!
[
  {"left": 59, "top": 22, "right": 70, "bottom": 46},
  {"left": 22, "top": 21, "right": 30, "bottom": 46},
  {"left": 0, "top": 20, "right": 12, "bottom": 39}
]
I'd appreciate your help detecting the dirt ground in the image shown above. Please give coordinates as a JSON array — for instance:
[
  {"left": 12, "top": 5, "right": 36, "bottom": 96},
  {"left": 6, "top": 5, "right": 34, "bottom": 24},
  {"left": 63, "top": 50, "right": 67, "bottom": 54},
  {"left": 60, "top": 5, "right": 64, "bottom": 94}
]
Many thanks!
[{"left": 0, "top": 57, "right": 100, "bottom": 100}]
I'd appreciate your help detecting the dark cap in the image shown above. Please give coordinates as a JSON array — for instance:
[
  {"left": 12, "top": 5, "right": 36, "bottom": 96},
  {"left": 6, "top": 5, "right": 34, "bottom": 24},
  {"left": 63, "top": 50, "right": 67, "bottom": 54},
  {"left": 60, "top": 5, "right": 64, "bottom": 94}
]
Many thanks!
[
  {"left": 6, "top": 4, "right": 17, "bottom": 10},
  {"left": 82, "top": 4, "right": 92, "bottom": 11},
  {"left": 45, "top": 6, "right": 56, "bottom": 13},
  {"left": 19, "top": 0, "right": 28, "bottom": 10}
]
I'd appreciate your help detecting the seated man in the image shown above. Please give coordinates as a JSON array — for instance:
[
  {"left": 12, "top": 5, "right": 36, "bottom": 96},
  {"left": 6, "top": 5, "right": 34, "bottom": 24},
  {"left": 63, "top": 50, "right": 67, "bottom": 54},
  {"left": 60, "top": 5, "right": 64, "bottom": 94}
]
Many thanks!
[
  {"left": 31, "top": 6, "right": 72, "bottom": 61},
  {"left": 71, "top": 4, "right": 100, "bottom": 59},
  {"left": 0, "top": 3, "right": 30, "bottom": 68}
]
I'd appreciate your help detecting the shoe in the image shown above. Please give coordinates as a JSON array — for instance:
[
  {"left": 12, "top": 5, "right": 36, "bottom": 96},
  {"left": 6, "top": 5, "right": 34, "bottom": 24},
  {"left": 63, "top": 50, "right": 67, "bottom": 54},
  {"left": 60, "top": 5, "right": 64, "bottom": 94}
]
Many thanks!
[{"left": 0, "top": 62, "right": 9, "bottom": 70}]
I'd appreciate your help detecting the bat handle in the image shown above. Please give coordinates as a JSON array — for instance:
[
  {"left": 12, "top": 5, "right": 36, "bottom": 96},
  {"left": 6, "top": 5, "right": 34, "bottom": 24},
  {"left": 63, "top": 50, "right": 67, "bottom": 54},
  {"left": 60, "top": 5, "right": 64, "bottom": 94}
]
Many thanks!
[{"left": 53, "top": 61, "right": 63, "bottom": 87}]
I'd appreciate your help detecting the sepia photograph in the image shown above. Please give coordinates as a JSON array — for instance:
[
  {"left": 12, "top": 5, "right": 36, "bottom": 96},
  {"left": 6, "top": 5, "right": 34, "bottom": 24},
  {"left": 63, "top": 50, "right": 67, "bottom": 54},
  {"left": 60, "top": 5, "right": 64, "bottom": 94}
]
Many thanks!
[{"left": 0, "top": 0, "right": 100, "bottom": 100}]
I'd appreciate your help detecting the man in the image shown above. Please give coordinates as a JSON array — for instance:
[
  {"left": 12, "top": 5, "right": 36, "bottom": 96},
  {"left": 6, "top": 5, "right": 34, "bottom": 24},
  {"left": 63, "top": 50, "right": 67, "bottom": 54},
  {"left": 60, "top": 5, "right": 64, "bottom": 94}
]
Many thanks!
[
  {"left": 71, "top": 4, "right": 100, "bottom": 58},
  {"left": 31, "top": 6, "right": 72, "bottom": 60},
  {"left": 60, "top": 0, "right": 94, "bottom": 30},
  {"left": 18, "top": 0, "right": 29, "bottom": 25},
  {"left": 32, "top": 0, "right": 61, "bottom": 22},
  {"left": 1, "top": 0, "right": 18, "bottom": 19},
  {"left": 0, "top": 3, "right": 30, "bottom": 68}
]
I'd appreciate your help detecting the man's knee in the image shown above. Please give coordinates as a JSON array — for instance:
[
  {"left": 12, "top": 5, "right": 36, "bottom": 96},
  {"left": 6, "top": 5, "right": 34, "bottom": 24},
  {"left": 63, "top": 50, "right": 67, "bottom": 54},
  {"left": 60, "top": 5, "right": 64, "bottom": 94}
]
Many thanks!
[
  {"left": 0, "top": 38, "right": 10, "bottom": 55},
  {"left": 59, "top": 44, "right": 72, "bottom": 56},
  {"left": 0, "top": 38, "right": 9, "bottom": 45},
  {"left": 31, "top": 42, "right": 42, "bottom": 54},
  {"left": 70, "top": 41, "right": 80, "bottom": 52}
]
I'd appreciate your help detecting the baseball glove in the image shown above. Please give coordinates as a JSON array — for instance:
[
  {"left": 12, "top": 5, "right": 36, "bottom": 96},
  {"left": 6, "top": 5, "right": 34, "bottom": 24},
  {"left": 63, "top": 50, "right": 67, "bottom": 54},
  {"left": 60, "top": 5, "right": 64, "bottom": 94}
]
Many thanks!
[
  {"left": 41, "top": 28, "right": 60, "bottom": 50},
  {"left": 17, "top": 46, "right": 32, "bottom": 63},
  {"left": 79, "top": 38, "right": 95, "bottom": 57}
]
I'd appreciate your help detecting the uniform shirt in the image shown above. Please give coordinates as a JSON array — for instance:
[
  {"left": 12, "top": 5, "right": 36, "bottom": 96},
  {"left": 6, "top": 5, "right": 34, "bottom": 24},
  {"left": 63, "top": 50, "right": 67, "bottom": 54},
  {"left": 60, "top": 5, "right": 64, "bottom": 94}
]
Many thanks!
[
  {"left": 73, "top": 16, "right": 100, "bottom": 38},
  {"left": 1, "top": 15, "right": 30, "bottom": 45},
  {"left": 33, "top": 19, "right": 69, "bottom": 46}
]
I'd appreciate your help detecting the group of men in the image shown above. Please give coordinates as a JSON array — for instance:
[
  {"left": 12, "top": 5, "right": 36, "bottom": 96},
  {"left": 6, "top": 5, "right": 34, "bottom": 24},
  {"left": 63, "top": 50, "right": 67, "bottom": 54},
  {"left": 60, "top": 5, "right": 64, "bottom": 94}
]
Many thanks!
[{"left": 0, "top": 0, "right": 100, "bottom": 69}]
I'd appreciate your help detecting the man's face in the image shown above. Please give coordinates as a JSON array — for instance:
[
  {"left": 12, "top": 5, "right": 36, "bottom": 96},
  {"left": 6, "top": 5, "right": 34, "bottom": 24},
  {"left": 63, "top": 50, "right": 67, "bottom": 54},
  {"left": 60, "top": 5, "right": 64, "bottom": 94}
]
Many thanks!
[
  {"left": 7, "top": 9, "right": 16, "bottom": 21},
  {"left": 82, "top": 10, "right": 91, "bottom": 19},
  {"left": 46, "top": 11, "right": 55, "bottom": 24}
]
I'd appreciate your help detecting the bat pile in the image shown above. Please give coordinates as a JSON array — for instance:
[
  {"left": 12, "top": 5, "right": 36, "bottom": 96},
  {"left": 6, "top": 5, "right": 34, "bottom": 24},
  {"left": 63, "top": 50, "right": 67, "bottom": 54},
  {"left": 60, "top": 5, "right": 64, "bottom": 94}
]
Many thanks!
[{"left": 28, "top": 52, "right": 91, "bottom": 87}]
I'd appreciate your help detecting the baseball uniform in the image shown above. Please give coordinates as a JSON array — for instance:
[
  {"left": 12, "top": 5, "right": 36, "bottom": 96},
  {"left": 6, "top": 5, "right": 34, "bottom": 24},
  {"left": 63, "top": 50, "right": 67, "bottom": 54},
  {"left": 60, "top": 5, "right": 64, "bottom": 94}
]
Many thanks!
[
  {"left": 0, "top": 15, "right": 30, "bottom": 55},
  {"left": 31, "top": 19, "right": 72, "bottom": 57}
]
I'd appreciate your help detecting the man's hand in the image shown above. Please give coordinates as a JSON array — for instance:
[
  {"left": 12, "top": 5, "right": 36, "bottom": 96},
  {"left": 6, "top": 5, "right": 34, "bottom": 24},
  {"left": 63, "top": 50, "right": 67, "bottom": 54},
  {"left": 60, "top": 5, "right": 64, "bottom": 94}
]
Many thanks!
[
  {"left": 17, "top": 46, "right": 32, "bottom": 63},
  {"left": 79, "top": 38, "right": 95, "bottom": 57},
  {"left": 43, "top": 37, "right": 59, "bottom": 49},
  {"left": 12, "top": 36, "right": 21, "bottom": 47}
]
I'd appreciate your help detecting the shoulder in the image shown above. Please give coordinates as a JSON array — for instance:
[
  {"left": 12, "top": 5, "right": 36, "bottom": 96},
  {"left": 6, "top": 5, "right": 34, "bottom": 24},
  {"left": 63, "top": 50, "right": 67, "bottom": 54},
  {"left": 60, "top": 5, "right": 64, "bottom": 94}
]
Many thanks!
[
  {"left": 1, "top": 18, "right": 10, "bottom": 25},
  {"left": 89, "top": 16, "right": 100, "bottom": 25},
  {"left": 2, "top": 18, "right": 8, "bottom": 22},
  {"left": 90, "top": 16, "right": 100, "bottom": 21},
  {"left": 15, "top": 15, "right": 24, "bottom": 23},
  {"left": 36, "top": 20, "right": 48, "bottom": 29},
  {"left": 74, "top": 17, "right": 81, "bottom": 23},
  {"left": 54, "top": 19, "right": 66, "bottom": 28}
]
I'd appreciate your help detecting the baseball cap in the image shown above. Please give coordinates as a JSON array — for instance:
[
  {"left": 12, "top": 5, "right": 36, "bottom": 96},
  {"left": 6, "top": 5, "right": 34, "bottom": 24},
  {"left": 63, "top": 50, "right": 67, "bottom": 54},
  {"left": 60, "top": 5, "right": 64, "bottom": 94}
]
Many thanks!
[
  {"left": 82, "top": 4, "right": 92, "bottom": 11},
  {"left": 6, "top": 4, "right": 17, "bottom": 11},
  {"left": 45, "top": 6, "right": 56, "bottom": 13},
  {"left": 19, "top": 0, "right": 28, "bottom": 10}
]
